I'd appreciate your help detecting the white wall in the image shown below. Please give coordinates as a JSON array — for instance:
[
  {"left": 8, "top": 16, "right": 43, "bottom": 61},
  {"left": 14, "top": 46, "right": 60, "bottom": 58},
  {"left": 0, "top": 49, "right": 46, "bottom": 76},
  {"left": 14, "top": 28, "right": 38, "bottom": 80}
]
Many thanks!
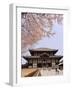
[{"left": 0, "top": 0, "right": 72, "bottom": 89}]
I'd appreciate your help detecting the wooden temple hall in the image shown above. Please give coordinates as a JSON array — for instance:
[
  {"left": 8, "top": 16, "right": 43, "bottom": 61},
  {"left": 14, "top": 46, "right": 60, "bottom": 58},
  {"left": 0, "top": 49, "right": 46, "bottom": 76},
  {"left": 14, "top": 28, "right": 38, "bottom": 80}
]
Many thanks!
[{"left": 23, "top": 48, "right": 63, "bottom": 69}]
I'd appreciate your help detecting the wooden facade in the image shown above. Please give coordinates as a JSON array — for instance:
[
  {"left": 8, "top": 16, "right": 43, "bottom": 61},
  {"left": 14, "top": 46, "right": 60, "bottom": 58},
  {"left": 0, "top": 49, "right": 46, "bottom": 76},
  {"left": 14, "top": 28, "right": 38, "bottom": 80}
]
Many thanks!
[{"left": 23, "top": 48, "right": 63, "bottom": 69}]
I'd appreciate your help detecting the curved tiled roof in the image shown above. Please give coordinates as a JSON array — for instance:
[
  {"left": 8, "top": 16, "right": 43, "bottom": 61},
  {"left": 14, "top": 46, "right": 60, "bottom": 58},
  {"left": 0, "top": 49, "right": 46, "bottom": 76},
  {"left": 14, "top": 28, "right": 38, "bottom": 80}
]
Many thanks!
[
  {"left": 29, "top": 48, "right": 58, "bottom": 51},
  {"left": 23, "top": 55, "right": 63, "bottom": 60}
]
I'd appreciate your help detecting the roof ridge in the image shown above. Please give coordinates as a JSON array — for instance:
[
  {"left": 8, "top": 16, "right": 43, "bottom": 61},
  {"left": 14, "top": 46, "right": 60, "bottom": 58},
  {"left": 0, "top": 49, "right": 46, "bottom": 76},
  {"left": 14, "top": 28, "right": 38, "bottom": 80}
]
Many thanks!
[{"left": 29, "top": 48, "right": 58, "bottom": 50}]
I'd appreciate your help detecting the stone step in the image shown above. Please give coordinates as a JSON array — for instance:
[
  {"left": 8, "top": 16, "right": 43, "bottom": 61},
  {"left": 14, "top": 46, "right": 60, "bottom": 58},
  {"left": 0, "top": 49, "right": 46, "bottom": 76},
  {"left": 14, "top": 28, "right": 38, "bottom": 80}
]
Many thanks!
[{"left": 40, "top": 69, "right": 62, "bottom": 76}]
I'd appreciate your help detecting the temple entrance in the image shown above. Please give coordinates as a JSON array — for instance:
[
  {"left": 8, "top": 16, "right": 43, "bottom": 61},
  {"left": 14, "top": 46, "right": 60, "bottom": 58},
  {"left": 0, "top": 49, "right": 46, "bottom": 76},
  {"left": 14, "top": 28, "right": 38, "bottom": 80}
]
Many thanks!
[
  {"left": 47, "top": 63, "right": 52, "bottom": 67},
  {"left": 42, "top": 59, "right": 47, "bottom": 68},
  {"left": 37, "top": 63, "right": 42, "bottom": 68},
  {"left": 42, "top": 59, "right": 52, "bottom": 68},
  {"left": 42, "top": 63, "right": 47, "bottom": 68}
]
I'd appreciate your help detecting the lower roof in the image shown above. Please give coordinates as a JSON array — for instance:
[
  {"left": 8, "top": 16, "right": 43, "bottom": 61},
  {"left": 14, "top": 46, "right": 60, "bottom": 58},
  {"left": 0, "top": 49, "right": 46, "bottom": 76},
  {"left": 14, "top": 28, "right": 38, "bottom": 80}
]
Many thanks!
[{"left": 23, "top": 55, "right": 63, "bottom": 60}]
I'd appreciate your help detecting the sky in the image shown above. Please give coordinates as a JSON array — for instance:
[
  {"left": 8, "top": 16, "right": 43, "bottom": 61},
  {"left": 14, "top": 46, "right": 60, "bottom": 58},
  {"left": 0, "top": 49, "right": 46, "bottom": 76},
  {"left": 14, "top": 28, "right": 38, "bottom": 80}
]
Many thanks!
[{"left": 33, "top": 22, "right": 63, "bottom": 55}]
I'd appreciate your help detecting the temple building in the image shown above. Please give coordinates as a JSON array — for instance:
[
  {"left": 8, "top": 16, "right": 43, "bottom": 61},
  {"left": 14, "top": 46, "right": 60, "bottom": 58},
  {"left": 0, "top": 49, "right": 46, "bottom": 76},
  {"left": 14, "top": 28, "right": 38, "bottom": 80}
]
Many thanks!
[{"left": 23, "top": 48, "right": 63, "bottom": 69}]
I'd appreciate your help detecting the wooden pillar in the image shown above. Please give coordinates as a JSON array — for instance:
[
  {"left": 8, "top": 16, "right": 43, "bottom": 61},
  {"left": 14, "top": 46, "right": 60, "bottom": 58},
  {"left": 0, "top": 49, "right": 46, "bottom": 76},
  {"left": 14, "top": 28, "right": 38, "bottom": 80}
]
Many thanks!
[
  {"left": 28, "top": 59, "right": 30, "bottom": 68},
  {"left": 41, "top": 58, "right": 43, "bottom": 68},
  {"left": 32, "top": 59, "right": 33, "bottom": 68},
  {"left": 52, "top": 59, "right": 55, "bottom": 69},
  {"left": 28, "top": 60, "right": 29, "bottom": 68},
  {"left": 46, "top": 58, "right": 48, "bottom": 68},
  {"left": 33, "top": 59, "right": 37, "bottom": 68},
  {"left": 55, "top": 59, "right": 59, "bottom": 69},
  {"left": 37, "top": 58, "right": 38, "bottom": 66},
  {"left": 47, "top": 58, "right": 48, "bottom": 68}
]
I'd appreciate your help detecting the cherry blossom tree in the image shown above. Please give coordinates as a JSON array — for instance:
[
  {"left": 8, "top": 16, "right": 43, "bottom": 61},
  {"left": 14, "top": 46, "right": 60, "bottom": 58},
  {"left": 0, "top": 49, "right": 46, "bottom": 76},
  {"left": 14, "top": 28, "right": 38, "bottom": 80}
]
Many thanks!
[{"left": 21, "top": 13, "right": 63, "bottom": 54}]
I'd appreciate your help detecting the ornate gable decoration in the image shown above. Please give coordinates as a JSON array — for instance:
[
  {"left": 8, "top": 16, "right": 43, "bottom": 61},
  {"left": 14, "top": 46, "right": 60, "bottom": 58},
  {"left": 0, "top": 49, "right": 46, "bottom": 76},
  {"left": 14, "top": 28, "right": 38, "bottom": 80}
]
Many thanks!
[{"left": 40, "top": 53, "right": 49, "bottom": 58}]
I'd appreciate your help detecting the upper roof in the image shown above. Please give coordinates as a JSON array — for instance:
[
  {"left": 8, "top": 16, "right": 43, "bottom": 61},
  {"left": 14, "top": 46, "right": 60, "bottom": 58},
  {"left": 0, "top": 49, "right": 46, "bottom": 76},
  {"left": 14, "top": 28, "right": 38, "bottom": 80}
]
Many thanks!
[
  {"left": 29, "top": 48, "right": 58, "bottom": 52},
  {"left": 29, "top": 48, "right": 58, "bottom": 55}
]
